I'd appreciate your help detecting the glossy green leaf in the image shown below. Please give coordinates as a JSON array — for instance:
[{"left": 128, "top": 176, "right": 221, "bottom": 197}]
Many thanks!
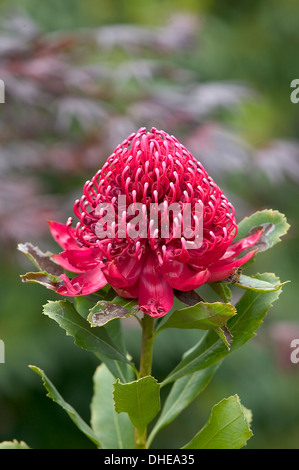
[
  {"left": 147, "top": 362, "right": 220, "bottom": 447},
  {"left": 90, "top": 364, "right": 134, "bottom": 449},
  {"left": 20, "top": 271, "right": 62, "bottom": 291},
  {"left": 18, "top": 242, "right": 64, "bottom": 276},
  {"left": 214, "top": 325, "right": 233, "bottom": 350},
  {"left": 209, "top": 282, "right": 232, "bottom": 302},
  {"left": 105, "top": 320, "right": 137, "bottom": 383},
  {"left": 182, "top": 395, "right": 252, "bottom": 449},
  {"left": 18, "top": 242, "right": 64, "bottom": 291},
  {"left": 236, "top": 209, "right": 290, "bottom": 252},
  {"left": 29, "top": 365, "right": 100, "bottom": 447},
  {"left": 0, "top": 440, "right": 30, "bottom": 449},
  {"left": 103, "top": 295, "right": 139, "bottom": 311},
  {"left": 75, "top": 296, "right": 136, "bottom": 382},
  {"left": 162, "top": 273, "right": 283, "bottom": 386},
  {"left": 88, "top": 298, "right": 138, "bottom": 327},
  {"left": 42, "top": 300, "right": 132, "bottom": 381},
  {"left": 155, "top": 302, "right": 236, "bottom": 334},
  {"left": 234, "top": 273, "right": 288, "bottom": 292},
  {"left": 74, "top": 296, "right": 97, "bottom": 319},
  {"left": 113, "top": 376, "right": 160, "bottom": 432}
]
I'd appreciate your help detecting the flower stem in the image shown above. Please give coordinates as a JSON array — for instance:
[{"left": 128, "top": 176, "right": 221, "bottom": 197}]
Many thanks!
[
  {"left": 135, "top": 313, "right": 155, "bottom": 449},
  {"left": 139, "top": 313, "right": 155, "bottom": 378}
]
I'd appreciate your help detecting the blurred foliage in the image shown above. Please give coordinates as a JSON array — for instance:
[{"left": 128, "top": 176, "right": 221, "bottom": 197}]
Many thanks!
[{"left": 0, "top": 0, "right": 299, "bottom": 449}]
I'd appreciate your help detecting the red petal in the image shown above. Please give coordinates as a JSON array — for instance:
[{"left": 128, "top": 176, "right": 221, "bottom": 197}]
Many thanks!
[
  {"left": 114, "top": 283, "right": 139, "bottom": 299},
  {"left": 187, "top": 238, "right": 232, "bottom": 269},
  {"left": 162, "top": 260, "right": 210, "bottom": 291},
  {"left": 57, "top": 264, "right": 107, "bottom": 296},
  {"left": 52, "top": 254, "right": 84, "bottom": 273},
  {"left": 53, "top": 248, "right": 103, "bottom": 273},
  {"left": 103, "top": 255, "right": 144, "bottom": 289},
  {"left": 161, "top": 243, "right": 210, "bottom": 291},
  {"left": 223, "top": 229, "right": 263, "bottom": 259},
  {"left": 139, "top": 253, "right": 174, "bottom": 318},
  {"left": 48, "top": 220, "right": 78, "bottom": 250},
  {"left": 208, "top": 249, "right": 257, "bottom": 282}
]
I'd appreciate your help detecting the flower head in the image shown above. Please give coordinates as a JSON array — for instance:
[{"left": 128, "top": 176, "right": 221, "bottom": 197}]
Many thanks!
[{"left": 49, "top": 127, "right": 263, "bottom": 317}]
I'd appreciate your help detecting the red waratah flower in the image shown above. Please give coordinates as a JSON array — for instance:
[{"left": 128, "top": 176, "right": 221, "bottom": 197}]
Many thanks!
[{"left": 49, "top": 127, "right": 263, "bottom": 318}]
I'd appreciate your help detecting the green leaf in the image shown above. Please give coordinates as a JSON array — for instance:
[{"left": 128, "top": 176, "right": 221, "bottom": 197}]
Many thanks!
[
  {"left": 0, "top": 440, "right": 30, "bottom": 449},
  {"left": 155, "top": 302, "right": 236, "bottom": 334},
  {"left": 43, "top": 300, "right": 131, "bottom": 373},
  {"left": 74, "top": 296, "right": 97, "bottom": 319},
  {"left": 18, "top": 242, "right": 65, "bottom": 291},
  {"left": 18, "top": 242, "right": 64, "bottom": 276},
  {"left": 234, "top": 273, "right": 288, "bottom": 292},
  {"left": 88, "top": 298, "right": 138, "bottom": 327},
  {"left": 208, "top": 282, "right": 232, "bottom": 303},
  {"left": 113, "top": 376, "right": 160, "bottom": 432},
  {"left": 103, "top": 295, "right": 139, "bottom": 311},
  {"left": 73, "top": 297, "right": 137, "bottom": 382},
  {"left": 29, "top": 365, "right": 100, "bottom": 447},
  {"left": 105, "top": 320, "right": 137, "bottom": 383},
  {"left": 182, "top": 395, "right": 253, "bottom": 449},
  {"left": 162, "top": 273, "right": 283, "bottom": 386},
  {"left": 236, "top": 209, "right": 290, "bottom": 252},
  {"left": 74, "top": 288, "right": 115, "bottom": 318},
  {"left": 90, "top": 364, "right": 134, "bottom": 449},
  {"left": 20, "top": 271, "right": 62, "bottom": 291},
  {"left": 214, "top": 325, "right": 233, "bottom": 350},
  {"left": 147, "top": 362, "right": 220, "bottom": 447},
  {"left": 75, "top": 297, "right": 137, "bottom": 383}
]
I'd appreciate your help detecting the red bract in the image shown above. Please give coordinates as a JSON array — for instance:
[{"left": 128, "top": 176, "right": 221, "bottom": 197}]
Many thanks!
[{"left": 49, "top": 127, "right": 263, "bottom": 317}]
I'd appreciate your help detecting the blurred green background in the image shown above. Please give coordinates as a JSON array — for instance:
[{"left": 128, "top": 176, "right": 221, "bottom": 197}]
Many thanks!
[{"left": 0, "top": 0, "right": 299, "bottom": 449}]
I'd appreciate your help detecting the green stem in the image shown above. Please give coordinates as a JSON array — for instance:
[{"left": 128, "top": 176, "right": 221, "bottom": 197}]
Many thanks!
[
  {"left": 139, "top": 314, "right": 155, "bottom": 378},
  {"left": 135, "top": 313, "right": 155, "bottom": 449}
]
